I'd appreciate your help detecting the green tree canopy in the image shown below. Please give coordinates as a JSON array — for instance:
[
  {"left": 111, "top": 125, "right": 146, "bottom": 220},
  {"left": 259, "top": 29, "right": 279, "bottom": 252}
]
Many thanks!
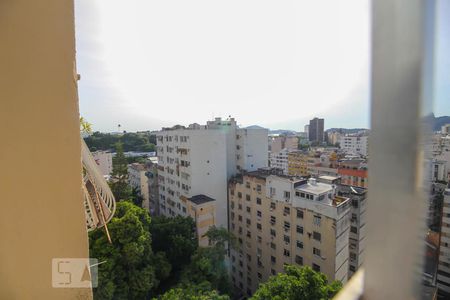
[
  {"left": 84, "top": 131, "right": 156, "bottom": 152},
  {"left": 250, "top": 265, "right": 342, "bottom": 300},
  {"left": 155, "top": 283, "right": 229, "bottom": 300},
  {"left": 89, "top": 201, "right": 170, "bottom": 300},
  {"left": 110, "top": 142, "right": 132, "bottom": 201}
]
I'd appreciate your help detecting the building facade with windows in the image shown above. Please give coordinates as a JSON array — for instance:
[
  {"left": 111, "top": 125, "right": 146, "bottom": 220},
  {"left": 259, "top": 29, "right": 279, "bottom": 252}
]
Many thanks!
[
  {"left": 269, "top": 135, "right": 299, "bottom": 153},
  {"left": 156, "top": 117, "right": 268, "bottom": 230},
  {"left": 287, "top": 150, "right": 310, "bottom": 177},
  {"left": 128, "top": 163, "right": 150, "bottom": 210},
  {"left": 228, "top": 169, "right": 350, "bottom": 297},
  {"left": 437, "top": 186, "right": 450, "bottom": 296},
  {"left": 309, "top": 117, "right": 325, "bottom": 144},
  {"left": 92, "top": 150, "right": 113, "bottom": 177},
  {"left": 269, "top": 148, "right": 289, "bottom": 175},
  {"left": 339, "top": 135, "right": 369, "bottom": 157}
]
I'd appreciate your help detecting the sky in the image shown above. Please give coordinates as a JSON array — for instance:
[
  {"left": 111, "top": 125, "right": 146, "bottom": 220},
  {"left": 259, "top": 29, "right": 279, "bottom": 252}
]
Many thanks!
[{"left": 75, "top": 0, "right": 449, "bottom": 133}]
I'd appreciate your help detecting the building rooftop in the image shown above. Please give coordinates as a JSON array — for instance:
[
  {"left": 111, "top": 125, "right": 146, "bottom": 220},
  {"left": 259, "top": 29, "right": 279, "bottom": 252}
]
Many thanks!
[
  {"left": 295, "top": 178, "right": 333, "bottom": 195},
  {"left": 188, "top": 194, "right": 216, "bottom": 205}
]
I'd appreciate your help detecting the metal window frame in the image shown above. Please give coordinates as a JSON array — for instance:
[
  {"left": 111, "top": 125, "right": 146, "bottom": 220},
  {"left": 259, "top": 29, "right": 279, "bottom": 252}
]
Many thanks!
[{"left": 335, "top": 0, "right": 436, "bottom": 299}]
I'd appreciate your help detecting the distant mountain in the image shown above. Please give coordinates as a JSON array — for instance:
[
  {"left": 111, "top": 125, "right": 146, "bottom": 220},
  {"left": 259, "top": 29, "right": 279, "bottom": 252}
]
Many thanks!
[
  {"left": 432, "top": 115, "right": 450, "bottom": 132},
  {"left": 269, "top": 129, "right": 298, "bottom": 136},
  {"left": 326, "top": 128, "right": 369, "bottom": 134}
]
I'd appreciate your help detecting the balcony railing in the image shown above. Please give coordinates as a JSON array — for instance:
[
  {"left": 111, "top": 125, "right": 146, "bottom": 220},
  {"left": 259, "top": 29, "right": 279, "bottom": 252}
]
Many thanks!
[{"left": 82, "top": 138, "right": 116, "bottom": 239}]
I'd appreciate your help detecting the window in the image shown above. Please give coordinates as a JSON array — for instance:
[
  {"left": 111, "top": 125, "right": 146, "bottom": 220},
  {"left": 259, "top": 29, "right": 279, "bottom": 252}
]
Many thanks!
[
  {"left": 231, "top": 212, "right": 235, "bottom": 220},
  {"left": 257, "top": 223, "right": 262, "bottom": 230},
  {"left": 270, "top": 202, "right": 276, "bottom": 209},
  {"left": 271, "top": 269, "right": 276, "bottom": 275},
  {"left": 270, "top": 216, "right": 276, "bottom": 225},
  {"left": 271, "top": 256, "right": 276, "bottom": 264},
  {"left": 313, "top": 215, "right": 321, "bottom": 226},
  {"left": 284, "top": 235, "right": 290, "bottom": 244},
  {"left": 246, "top": 230, "right": 251, "bottom": 238},
  {"left": 258, "top": 272, "right": 262, "bottom": 280},
  {"left": 284, "top": 221, "right": 290, "bottom": 230},
  {"left": 270, "top": 229, "right": 276, "bottom": 237},
  {"left": 246, "top": 218, "right": 251, "bottom": 225},
  {"left": 257, "top": 248, "right": 262, "bottom": 255},
  {"left": 297, "top": 209, "right": 304, "bottom": 219},
  {"left": 297, "top": 240, "right": 303, "bottom": 249},
  {"left": 284, "top": 249, "right": 291, "bottom": 257},
  {"left": 270, "top": 187, "right": 276, "bottom": 196},
  {"left": 270, "top": 242, "right": 276, "bottom": 249},
  {"left": 350, "top": 253, "right": 357, "bottom": 260},
  {"left": 313, "top": 247, "right": 321, "bottom": 257},
  {"left": 349, "top": 265, "right": 356, "bottom": 272},
  {"left": 351, "top": 226, "right": 358, "bottom": 234},
  {"left": 284, "top": 207, "right": 290, "bottom": 215},
  {"left": 238, "top": 215, "right": 243, "bottom": 221},
  {"left": 238, "top": 203, "right": 242, "bottom": 210},
  {"left": 238, "top": 192, "right": 242, "bottom": 199},
  {"left": 246, "top": 182, "right": 251, "bottom": 188},
  {"left": 246, "top": 206, "right": 251, "bottom": 213},
  {"left": 231, "top": 201, "right": 235, "bottom": 209},
  {"left": 313, "top": 231, "right": 321, "bottom": 242},
  {"left": 284, "top": 191, "right": 290, "bottom": 199},
  {"left": 257, "top": 185, "right": 262, "bottom": 192},
  {"left": 256, "top": 197, "right": 262, "bottom": 205},
  {"left": 296, "top": 225, "right": 303, "bottom": 234},
  {"left": 312, "top": 263, "right": 320, "bottom": 272},
  {"left": 257, "top": 236, "right": 262, "bottom": 243},
  {"left": 247, "top": 254, "right": 252, "bottom": 262},
  {"left": 246, "top": 194, "right": 251, "bottom": 201},
  {"left": 295, "top": 255, "right": 303, "bottom": 265},
  {"left": 257, "top": 210, "right": 262, "bottom": 217}
]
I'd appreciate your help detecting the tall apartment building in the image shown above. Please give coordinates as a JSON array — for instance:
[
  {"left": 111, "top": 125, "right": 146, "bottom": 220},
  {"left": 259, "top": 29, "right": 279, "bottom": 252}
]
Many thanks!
[
  {"left": 156, "top": 117, "right": 268, "bottom": 229},
  {"left": 269, "top": 135, "right": 299, "bottom": 153},
  {"left": 269, "top": 148, "right": 289, "bottom": 174},
  {"left": 336, "top": 185, "right": 367, "bottom": 278},
  {"left": 304, "top": 125, "right": 310, "bottom": 140},
  {"left": 228, "top": 169, "right": 351, "bottom": 297},
  {"left": 146, "top": 159, "right": 160, "bottom": 216},
  {"left": 309, "top": 118, "right": 325, "bottom": 143},
  {"left": 128, "top": 163, "right": 150, "bottom": 210},
  {"left": 339, "top": 135, "right": 369, "bottom": 157},
  {"left": 437, "top": 185, "right": 450, "bottom": 296}
]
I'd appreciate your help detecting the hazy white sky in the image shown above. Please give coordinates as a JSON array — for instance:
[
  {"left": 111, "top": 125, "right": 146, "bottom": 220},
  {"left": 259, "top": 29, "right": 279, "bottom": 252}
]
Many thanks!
[{"left": 75, "top": 0, "right": 449, "bottom": 132}]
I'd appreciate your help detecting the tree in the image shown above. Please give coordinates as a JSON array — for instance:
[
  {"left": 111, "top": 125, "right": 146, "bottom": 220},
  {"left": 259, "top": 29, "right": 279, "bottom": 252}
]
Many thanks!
[
  {"left": 250, "top": 265, "right": 342, "bottom": 300},
  {"left": 180, "top": 227, "right": 235, "bottom": 295},
  {"left": 110, "top": 142, "right": 132, "bottom": 201},
  {"left": 155, "top": 283, "right": 229, "bottom": 300},
  {"left": 89, "top": 201, "right": 171, "bottom": 300},
  {"left": 80, "top": 117, "right": 93, "bottom": 134},
  {"left": 131, "top": 187, "right": 144, "bottom": 207}
]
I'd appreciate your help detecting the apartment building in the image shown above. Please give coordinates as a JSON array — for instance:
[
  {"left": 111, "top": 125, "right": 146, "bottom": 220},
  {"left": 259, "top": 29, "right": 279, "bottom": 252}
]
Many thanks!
[
  {"left": 339, "top": 135, "right": 369, "bottom": 157},
  {"left": 183, "top": 194, "right": 217, "bottom": 247},
  {"left": 328, "top": 131, "right": 342, "bottom": 146},
  {"left": 92, "top": 150, "right": 113, "bottom": 176},
  {"left": 437, "top": 185, "right": 450, "bottom": 296},
  {"left": 269, "top": 148, "right": 289, "bottom": 174},
  {"left": 128, "top": 163, "right": 150, "bottom": 210},
  {"left": 156, "top": 117, "right": 268, "bottom": 230},
  {"left": 288, "top": 150, "right": 310, "bottom": 177},
  {"left": 269, "top": 135, "right": 299, "bottom": 153},
  {"left": 309, "top": 117, "right": 325, "bottom": 144},
  {"left": 336, "top": 185, "right": 367, "bottom": 278},
  {"left": 338, "top": 159, "right": 368, "bottom": 188},
  {"left": 228, "top": 169, "right": 350, "bottom": 297}
]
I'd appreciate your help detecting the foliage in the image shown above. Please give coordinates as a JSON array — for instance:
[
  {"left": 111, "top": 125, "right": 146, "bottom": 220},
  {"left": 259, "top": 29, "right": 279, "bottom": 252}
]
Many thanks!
[
  {"left": 80, "top": 117, "right": 93, "bottom": 134},
  {"left": 89, "top": 201, "right": 170, "bottom": 300},
  {"left": 150, "top": 216, "right": 198, "bottom": 270},
  {"left": 155, "top": 283, "right": 229, "bottom": 300},
  {"left": 131, "top": 187, "right": 144, "bottom": 207},
  {"left": 110, "top": 142, "right": 132, "bottom": 201},
  {"left": 250, "top": 265, "right": 342, "bottom": 300},
  {"left": 179, "top": 227, "right": 235, "bottom": 295},
  {"left": 84, "top": 131, "right": 156, "bottom": 152}
]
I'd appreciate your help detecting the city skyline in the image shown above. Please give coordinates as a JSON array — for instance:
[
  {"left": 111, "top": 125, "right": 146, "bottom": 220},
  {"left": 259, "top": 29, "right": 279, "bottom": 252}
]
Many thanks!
[{"left": 75, "top": 0, "right": 449, "bottom": 133}]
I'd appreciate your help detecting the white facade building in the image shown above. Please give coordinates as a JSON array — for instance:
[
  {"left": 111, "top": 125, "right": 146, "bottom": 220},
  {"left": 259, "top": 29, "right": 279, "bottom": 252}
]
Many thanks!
[
  {"left": 339, "top": 136, "right": 369, "bottom": 157},
  {"left": 437, "top": 186, "right": 450, "bottom": 296},
  {"left": 92, "top": 151, "right": 113, "bottom": 176},
  {"left": 156, "top": 117, "right": 268, "bottom": 228},
  {"left": 269, "top": 148, "right": 289, "bottom": 174}
]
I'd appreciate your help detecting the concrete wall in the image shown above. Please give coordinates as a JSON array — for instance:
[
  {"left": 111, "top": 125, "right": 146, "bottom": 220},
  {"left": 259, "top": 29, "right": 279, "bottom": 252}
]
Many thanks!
[{"left": 0, "top": 0, "right": 92, "bottom": 298}]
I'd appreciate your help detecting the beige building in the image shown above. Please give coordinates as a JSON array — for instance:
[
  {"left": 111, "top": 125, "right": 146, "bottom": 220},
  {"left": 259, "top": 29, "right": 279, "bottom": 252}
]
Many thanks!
[
  {"left": 182, "top": 195, "right": 217, "bottom": 247},
  {"left": 437, "top": 185, "right": 450, "bottom": 296},
  {"left": 287, "top": 150, "right": 310, "bottom": 177},
  {"left": 228, "top": 169, "right": 351, "bottom": 297},
  {"left": 269, "top": 135, "right": 299, "bottom": 153},
  {"left": 128, "top": 163, "right": 150, "bottom": 210}
]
